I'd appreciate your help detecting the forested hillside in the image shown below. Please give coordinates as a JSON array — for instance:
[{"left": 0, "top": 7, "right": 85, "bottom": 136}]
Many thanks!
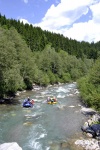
[
  {"left": 0, "top": 14, "right": 100, "bottom": 111},
  {"left": 0, "top": 14, "right": 100, "bottom": 59}
]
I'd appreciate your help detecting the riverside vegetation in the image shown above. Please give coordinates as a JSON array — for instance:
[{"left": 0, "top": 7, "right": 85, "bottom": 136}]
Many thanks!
[{"left": 0, "top": 14, "right": 100, "bottom": 112}]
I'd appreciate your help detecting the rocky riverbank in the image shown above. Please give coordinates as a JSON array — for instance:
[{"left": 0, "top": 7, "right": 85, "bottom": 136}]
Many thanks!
[{"left": 74, "top": 107, "right": 100, "bottom": 150}]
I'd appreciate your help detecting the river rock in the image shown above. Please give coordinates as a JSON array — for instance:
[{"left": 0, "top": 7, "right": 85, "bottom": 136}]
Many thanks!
[
  {"left": 75, "top": 139, "right": 100, "bottom": 150},
  {"left": 86, "top": 133, "right": 93, "bottom": 138},
  {"left": 81, "top": 107, "right": 96, "bottom": 115},
  {"left": 0, "top": 142, "right": 22, "bottom": 150},
  {"left": 92, "top": 114, "right": 100, "bottom": 123}
]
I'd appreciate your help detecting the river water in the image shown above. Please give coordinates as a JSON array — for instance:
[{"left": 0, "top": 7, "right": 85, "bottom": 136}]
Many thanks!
[{"left": 0, "top": 83, "right": 87, "bottom": 150}]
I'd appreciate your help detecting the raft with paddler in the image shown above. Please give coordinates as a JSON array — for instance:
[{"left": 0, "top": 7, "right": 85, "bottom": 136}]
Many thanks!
[
  {"left": 47, "top": 96, "right": 57, "bottom": 104},
  {"left": 23, "top": 97, "right": 34, "bottom": 108}
]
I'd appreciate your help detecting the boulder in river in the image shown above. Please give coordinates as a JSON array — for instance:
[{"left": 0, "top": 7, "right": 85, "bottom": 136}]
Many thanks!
[
  {"left": 0, "top": 142, "right": 22, "bottom": 150},
  {"left": 81, "top": 107, "right": 96, "bottom": 115}
]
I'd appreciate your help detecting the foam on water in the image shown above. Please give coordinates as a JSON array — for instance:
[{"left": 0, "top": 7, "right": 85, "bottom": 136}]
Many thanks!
[
  {"left": 26, "top": 124, "right": 47, "bottom": 150},
  {"left": 68, "top": 83, "right": 76, "bottom": 88},
  {"left": 69, "top": 105, "right": 75, "bottom": 108},
  {"left": 41, "top": 91, "right": 49, "bottom": 95},
  {"left": 67, "top": 93, "right": 74, "bottom": 97},
  {"left": 30, "top": 140, "right": 42, "bottom": 150},
  {"left": 45, "top": 147, "right": 50, "bottom": 150},
  {"left": 56, "top": 87, "right": 69, "bottom": 93},
  {"left": 57, "top": 93, "right": 65, "bottom": 98},
  {"left": 37, "top": 133, "right": 47, "bottom": 139}
]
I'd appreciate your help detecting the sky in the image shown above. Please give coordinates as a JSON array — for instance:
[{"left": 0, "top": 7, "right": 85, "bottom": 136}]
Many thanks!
[{"left": 0, "top": 0, "right": 100, "bottom": 43}]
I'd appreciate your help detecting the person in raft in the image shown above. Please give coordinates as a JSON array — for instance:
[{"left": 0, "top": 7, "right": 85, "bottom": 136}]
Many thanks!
[
  {"left": 24, "top": 97, "right": 31, "bottom": 104},
  {"left": 51, "top": 96, "right": 57, "bottom": 103},
  {"left": 26, "top": 97, "right": 34, "bottom": 105},
  {"left": 47, "top": 96, "right": 57, "bottom": 103},
  {"left": 30, "top": 99, "right": 34, "bottom": 105},
  {"left": 27, "top": 97, "right": 30, "bottom": 101},
  {"left": 53, "top": 96, "right": 57, "bottom": 102},
  {"left": 47, "top": 97, "right": 51, "bottom": 102}
]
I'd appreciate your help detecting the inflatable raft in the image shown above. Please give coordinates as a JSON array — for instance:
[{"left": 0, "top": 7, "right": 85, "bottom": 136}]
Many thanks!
[
  {"left": 47, "top": 97, "right": 57, "bottom": 104},
  {"left": 23, "top": 99, "right": 34, "bottom": 108},
  {"left": 47, "top": 101, "right": 57, "bottom": 104}
]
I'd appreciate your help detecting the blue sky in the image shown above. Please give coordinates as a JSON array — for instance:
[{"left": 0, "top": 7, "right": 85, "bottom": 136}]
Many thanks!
[{"left": 0, "top": 0, "right": 100, "bottom": 43}]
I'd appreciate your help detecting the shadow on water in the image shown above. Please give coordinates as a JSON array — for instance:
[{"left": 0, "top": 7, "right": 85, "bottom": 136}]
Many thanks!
[
  {"left": 0, "top": 97, "right": 21, "bottom": 105},
  {"left": 0, "top": 83, "right": 87, "bottom": 150}
]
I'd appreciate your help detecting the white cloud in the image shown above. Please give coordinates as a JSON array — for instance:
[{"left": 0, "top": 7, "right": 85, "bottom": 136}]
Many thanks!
[
  {"left": 20, "top": 18, "right": 30, "bottom": 24},
  {"left": 21, "top": 0, "right": 100, "bottom": 43},
  {"left": 90, "top": 2, "right": 100, "bottom": 23},
  {"left": 23, "top": 0, "right": 28, "bottom": 4},
  {"left": 63, "top": 20, "right": 100, "bottom": 43}
]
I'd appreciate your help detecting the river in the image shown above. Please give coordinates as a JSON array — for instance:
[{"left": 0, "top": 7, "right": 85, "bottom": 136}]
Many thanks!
[{"left": 0, "top": 82, "right": 87, "bottom": 150}]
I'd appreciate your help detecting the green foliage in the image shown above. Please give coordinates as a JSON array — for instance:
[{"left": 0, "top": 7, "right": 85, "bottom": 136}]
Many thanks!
[
  {"left": 24, "top": 77, "right": 33, "bottom": 90},
  {"left": 0, "top": 26, "right": 38, "bottom": 97},
  {"left": 47, "top": 71, "right": 56, "bottom": 84},
  {"left": 0, "top": 27, "right": 24, "bottom": 97},
  {"left": 33, "top": 69, "right": 50, "bottom": 86},
  {"left": 70, "top": 68, "right": 81, "bottom": 80},
  {"left": 39, "top": 73, "right": 50, "bottom": 86},
  {"left": 61, "top": 73, "right": 71, "bottom": 83},
  {"left": 89, "top": 58, "right": 100, "bottom": 85},
  {"left": 78, "top": 58, "right": 100, "bottom": 111}
]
